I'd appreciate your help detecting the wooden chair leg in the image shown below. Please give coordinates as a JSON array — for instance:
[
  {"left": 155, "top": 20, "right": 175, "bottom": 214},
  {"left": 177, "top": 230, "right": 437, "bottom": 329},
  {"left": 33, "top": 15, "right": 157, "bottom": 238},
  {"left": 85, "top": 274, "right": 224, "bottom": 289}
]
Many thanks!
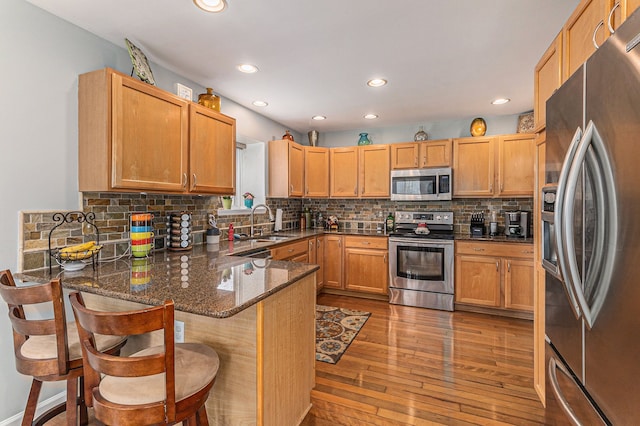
[
  {"left": 196, "top": 405, "right": 209, "bottom": 426},
  {"left": 78, "top": 376, "right": 88, "bottom": 426},
  {"left": 65, "top": 376, "right": 78, "bottom": 426},
  {"left": 22, "top": 379, "right": 43, "bottom": 426}
]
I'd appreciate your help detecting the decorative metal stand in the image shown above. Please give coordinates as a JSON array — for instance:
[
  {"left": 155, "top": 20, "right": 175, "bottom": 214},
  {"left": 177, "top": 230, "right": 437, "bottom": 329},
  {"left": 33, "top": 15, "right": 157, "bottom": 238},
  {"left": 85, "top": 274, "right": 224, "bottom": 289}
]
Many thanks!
[{"left": 48, "top": 211, "right": 100, "bottom": 273}]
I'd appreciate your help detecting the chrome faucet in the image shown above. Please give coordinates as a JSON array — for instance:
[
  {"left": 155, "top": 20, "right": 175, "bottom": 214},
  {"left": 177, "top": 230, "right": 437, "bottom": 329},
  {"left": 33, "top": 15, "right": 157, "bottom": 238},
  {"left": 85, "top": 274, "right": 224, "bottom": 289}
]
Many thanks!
[{"left": 250, "top": 204, "right": 274, "bottom": 237}]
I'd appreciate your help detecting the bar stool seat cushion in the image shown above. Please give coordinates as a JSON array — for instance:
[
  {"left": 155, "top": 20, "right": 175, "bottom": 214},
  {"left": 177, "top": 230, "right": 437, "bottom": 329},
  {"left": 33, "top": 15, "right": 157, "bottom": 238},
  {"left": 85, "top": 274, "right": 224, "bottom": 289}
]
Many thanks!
[
  {"left": 99, "top": 343, "right": 219, "bottom": 405},
  {"left": 20, "top": 321, "right": 126, "bottom": 361}
]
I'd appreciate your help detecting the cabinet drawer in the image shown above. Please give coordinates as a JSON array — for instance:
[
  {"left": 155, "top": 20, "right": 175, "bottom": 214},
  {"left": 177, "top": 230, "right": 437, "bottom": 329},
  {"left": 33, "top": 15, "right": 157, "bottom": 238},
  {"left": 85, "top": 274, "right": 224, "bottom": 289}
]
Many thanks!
[
  {"left": 344, "top": 236, "right": 388, "bottom": 250},
  {"left": 271, "top": 239, "right": 309, "bottom": 260},
  {"left": 455, "top": 241, "right": 533, "bottom": 259}
]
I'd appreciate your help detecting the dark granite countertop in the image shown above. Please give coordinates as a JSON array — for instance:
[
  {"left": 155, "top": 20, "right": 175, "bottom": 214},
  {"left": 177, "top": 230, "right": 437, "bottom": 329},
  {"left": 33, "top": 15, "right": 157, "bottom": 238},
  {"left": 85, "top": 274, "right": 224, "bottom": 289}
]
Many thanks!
[
  {"left": 454, "top": 234, "right": 534, "bottom": 244},
  {"left": 17, "top": 245, "right": 318, "bottom": 319}
]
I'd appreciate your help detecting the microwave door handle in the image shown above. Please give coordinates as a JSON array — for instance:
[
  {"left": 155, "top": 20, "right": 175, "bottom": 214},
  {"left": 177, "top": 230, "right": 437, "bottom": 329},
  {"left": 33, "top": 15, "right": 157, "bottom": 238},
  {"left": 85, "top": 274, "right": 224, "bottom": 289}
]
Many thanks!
[{"left": 554, "top": 126, "right": 584, "bottom": 318}]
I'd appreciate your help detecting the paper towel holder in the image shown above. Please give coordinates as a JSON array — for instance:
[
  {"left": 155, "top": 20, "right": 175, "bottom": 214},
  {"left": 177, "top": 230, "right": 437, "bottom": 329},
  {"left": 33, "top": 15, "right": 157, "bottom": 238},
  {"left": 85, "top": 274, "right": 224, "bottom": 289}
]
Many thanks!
[{"left": 274, "top": 208, "right": 283, "bottom": 232}]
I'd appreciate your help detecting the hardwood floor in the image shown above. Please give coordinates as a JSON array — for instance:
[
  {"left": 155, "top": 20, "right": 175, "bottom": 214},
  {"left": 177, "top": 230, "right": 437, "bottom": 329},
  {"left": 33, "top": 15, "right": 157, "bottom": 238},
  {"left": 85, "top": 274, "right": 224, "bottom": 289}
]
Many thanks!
[
  {"left": 46, "top": 293, "right": 570, "bottom": 425},
  {"left": 302, "top": 294, "right": 569, "bottom": 426}
]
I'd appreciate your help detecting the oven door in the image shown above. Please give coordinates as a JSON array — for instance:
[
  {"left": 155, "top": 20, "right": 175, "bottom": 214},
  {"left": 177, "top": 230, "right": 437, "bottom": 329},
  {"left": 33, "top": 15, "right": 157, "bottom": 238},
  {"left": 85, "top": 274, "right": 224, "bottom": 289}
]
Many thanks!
[{"left": 388, "top": 238, "right": 454, "bottom": 294}]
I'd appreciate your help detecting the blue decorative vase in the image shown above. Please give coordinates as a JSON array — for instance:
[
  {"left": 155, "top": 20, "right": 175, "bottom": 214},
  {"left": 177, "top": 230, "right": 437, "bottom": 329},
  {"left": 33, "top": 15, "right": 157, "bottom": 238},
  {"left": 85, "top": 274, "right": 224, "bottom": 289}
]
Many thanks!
[
  {"left": 244, "top": 198, "right": 253, "bottom": 209},
  {"left": 357, "top": 133, "right": 371, "bottom": 145}
]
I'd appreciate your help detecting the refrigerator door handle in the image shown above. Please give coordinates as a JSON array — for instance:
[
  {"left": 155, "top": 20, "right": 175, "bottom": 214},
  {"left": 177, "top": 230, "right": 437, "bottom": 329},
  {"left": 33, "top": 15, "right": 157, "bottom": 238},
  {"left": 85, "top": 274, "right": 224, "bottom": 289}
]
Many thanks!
[
  {"left": 548, "top": 356, "right": 585, "bottom": 426},
  {"left": 563, "top": 121, "right": 618, "bottom": 329},
  {"left": 554, "top": 126, "right": 584, "bottom": 318}
]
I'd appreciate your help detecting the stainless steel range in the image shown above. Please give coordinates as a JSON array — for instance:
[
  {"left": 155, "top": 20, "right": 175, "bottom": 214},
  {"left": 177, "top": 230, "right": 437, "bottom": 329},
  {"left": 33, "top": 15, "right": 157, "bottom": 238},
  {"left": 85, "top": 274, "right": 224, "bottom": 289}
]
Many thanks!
[{"left": 388, "top": 211, "right": 454, "bottom": 311}]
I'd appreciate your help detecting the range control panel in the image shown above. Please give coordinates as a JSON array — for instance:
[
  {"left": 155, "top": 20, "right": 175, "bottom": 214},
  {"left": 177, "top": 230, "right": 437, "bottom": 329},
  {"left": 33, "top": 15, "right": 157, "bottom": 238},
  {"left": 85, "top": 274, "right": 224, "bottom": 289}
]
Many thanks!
[{"left": 394, "top": 211, "right": 454, "bottom": 225}]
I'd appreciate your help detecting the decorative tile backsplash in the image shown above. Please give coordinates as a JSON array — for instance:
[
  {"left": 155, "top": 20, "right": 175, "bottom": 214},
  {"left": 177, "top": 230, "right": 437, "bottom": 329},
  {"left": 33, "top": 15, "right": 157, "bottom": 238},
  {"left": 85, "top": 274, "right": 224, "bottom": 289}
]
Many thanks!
[{"left": 20, "top": 192, "right": 531, "bottom": 272}]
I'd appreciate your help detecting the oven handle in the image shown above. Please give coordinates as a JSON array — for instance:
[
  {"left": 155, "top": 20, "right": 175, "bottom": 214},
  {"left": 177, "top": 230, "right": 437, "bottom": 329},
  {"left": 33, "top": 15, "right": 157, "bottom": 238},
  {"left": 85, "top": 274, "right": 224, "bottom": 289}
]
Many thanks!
[{"left": 389, "top": 239, "right": 453, "bottom": 249}]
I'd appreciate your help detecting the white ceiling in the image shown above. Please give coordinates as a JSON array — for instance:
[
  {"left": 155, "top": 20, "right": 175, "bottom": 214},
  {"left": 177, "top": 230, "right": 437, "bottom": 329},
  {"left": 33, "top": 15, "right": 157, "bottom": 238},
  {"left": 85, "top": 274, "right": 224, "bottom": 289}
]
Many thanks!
[{"left": 26, "top": 0, "right": 579, "bottom": 133}]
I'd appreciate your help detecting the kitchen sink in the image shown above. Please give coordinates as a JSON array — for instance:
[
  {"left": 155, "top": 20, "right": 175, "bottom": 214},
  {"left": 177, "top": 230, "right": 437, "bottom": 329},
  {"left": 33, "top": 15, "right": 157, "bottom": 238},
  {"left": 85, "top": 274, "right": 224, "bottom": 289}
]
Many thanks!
[{"left": 254, "top": 235, "right": 290, "bottom": 242}]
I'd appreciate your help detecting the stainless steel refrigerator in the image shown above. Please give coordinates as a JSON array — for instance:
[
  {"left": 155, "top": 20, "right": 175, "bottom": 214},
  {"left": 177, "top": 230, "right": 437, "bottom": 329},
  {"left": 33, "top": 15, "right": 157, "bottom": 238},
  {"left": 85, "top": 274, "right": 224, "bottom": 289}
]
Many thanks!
[{"left": 543, "top": 8, "right": 640, "bottom": 425}]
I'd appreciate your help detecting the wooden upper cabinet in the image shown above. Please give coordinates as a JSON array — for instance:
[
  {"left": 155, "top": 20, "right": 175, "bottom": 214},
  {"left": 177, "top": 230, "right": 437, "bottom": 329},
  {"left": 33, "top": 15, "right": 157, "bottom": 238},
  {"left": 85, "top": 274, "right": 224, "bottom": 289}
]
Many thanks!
[
  {"left": 390, "top": 143, "right": 420, "bottom": 169},
  {"left": 563, "top": 0, "right": 613, "bottom": 80},
  {"left": 497, "top": 134, "right": 535, "bottom": 197},
  {"left": 359, "top": 145, "right": 390, "bottom": 198},
  {"left": 330, "top": 147, "right": 358, "bottom": 198},
  {"left": 78, "top": 68, "right": 236, "bottom": 195},
  {"left": 304, "top": 146, "right": 329, "bottom": 198},
  {"left": 268, "top": 140, "right": 304, "bottom": 197},
  {"left": 534, "top": 32, "right": 562, "bottom": 132},
  {"left": 453, "top": 136, "right": 495, "bottom": 197},
  {"left": 608, "top": 0, "right": 640, "bottom": 32},
  {"left": 420, "top": 139, "right": 452, "bottom": 168},
  {"left": 79, "top": 68, "right": 190, "bottom": 193},
  {"left": 453, "top": 134, "right": 534, "bottom": 198},
  {"left": 391, "top": 139, "right": 452, "bottom": 169},
  {"left": 188, "top": 104, "right": 236, "bottom": 194}
]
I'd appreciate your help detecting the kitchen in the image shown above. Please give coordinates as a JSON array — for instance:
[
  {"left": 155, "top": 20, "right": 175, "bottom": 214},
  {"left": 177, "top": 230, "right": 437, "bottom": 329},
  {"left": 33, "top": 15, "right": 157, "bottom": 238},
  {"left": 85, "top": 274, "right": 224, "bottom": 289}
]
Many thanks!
[{"left": 2, "top": 0, "right": 635, "bottom": 425}]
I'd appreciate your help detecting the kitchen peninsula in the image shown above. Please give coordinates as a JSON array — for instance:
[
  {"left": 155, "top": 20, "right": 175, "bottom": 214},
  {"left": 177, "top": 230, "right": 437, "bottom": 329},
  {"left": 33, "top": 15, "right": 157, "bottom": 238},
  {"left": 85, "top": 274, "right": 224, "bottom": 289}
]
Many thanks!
[{"left": 18, "top": 246, "right": 318, "bottom": 426}]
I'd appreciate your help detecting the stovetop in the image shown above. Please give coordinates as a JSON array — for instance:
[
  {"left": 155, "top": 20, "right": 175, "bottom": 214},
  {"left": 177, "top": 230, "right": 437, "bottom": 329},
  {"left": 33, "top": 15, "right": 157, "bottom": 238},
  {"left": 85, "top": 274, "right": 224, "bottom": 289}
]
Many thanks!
[{"left": 389, "top": 210, "right": 454, "bottom": 240}]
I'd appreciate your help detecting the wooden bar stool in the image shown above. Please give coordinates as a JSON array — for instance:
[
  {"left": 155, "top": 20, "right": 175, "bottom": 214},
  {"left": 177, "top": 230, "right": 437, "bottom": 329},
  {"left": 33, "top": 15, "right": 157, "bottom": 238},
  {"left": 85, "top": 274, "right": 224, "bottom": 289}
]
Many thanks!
[
  {"left": 0, "top": 270, "right": 126, "bottom": 425},
  {"left": 69, "top": 292, "right": 219, "bottom": 425}
]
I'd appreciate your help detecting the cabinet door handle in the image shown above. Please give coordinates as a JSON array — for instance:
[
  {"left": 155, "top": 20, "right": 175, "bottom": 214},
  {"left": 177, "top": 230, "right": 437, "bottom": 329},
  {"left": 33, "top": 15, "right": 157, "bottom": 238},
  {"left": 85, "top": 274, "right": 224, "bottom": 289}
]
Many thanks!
[
  {"left": 361, "top": 241, "right": 370, "bottom": 245},
  {"left": 489, "top": 183, "right": 493, "bottom": 192},
  {"left": 383, "top": 254, "right": 387, "bottom": 263},
  {"left": 192, "top": 173, "right": 197, "bottom": 188},
  {"left": 354, "top": 186, "right": 357, "bottom": 195},
  {"left": 593, "top": 20, "right": 604, "bottom": 49},
  {"left": 508, "top": 260, "right": 511, "bottom": 272},
  {"left": 306, "top": 187, "right": 309, "bottom": 194},
  {"left": 522, "top": 250, "right": 533, "bottom": 254},
  {"left": 423, "top": 156, "right": 427, "bottom": 166},
  {"left": 414, "top": 158, "right": 418, "bottom": 166},
  {"left": 182, "top": 173, "right": 187, "bottom": 188},
  {"left": 317, "top": 240, "right": 320, "bottom": 248},
  {"left": 473, "top": 247, "right": 485, "bottom": 251},
  {"left": 500, "top": 183, "right": 504, "bottom": 192},
  {"left": 338, "top": 239, "right": 341, "bottom": 247},
  {"left": 288, "top": 248, "right": 294, "bottom": 253},
  {"left": 496, "top": 260, "right": 500, "bottom": 271},
  {"left": 290, "top": 184, "right": 294, "bottom": 193},
  {"left": 608, "top": 2, "right": 620, "bottom": 34}
]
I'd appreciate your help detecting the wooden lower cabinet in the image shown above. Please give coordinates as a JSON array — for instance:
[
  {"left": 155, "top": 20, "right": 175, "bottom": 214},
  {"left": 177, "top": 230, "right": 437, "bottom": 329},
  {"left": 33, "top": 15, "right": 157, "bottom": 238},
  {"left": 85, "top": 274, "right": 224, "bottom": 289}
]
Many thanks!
[
  {"left": 323, "top": 235, "right": 343, "bottom": 289},
  {"left": 343, "top": 236, "right": 388, "bottom": 295},
  {"left": 270, "top": 239, "right": 309, "bottom": 262},
  {"left": 314, "top": 236, "right": 325, "bottom": 292},
  {"left": 455, "top": 241, "right": 534, "bottom": 317}
]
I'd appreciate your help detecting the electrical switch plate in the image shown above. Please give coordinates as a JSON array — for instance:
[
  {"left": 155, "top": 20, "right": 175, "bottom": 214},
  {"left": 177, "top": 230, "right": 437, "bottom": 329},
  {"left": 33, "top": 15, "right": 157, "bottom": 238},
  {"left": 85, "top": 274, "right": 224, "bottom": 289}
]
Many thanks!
[{"left": 174, "top": 320, "right": 185, "bottom": 343}]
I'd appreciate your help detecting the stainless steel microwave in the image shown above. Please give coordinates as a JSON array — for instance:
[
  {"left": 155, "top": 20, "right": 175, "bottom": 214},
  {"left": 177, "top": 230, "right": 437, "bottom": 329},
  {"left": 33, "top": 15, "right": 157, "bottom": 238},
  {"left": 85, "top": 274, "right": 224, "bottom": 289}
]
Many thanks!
[{"left": 390, "top": 167, "right": 452, "bottom": 201}]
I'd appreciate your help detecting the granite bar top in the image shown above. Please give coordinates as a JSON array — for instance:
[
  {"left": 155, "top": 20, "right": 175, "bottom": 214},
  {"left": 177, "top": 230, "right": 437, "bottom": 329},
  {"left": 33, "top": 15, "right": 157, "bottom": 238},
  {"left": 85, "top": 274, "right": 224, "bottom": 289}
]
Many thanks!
[{"left": 17, "top": 245, "right": 318, "bottom": 319}]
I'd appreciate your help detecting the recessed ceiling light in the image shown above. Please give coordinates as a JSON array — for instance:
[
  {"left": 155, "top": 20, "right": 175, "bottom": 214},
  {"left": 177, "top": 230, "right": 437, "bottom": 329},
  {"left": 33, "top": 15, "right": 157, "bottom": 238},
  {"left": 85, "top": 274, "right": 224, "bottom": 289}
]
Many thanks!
[
  {"left": 312, "top": 115, "right": 326, "bottom": 120},
  {"left": 364, "top": 114, "right": 378, "bottom": 119},
  {"left": 237, "top": 64, "right": 259, "bottom": 74},
  {"left": 252, "top": 100, "right": 268, "bottom": 107},
  {"left": 367, "top": 78, "right": 387, "bottom": 87},
  {"left": 491, "top": 98, "right": 510, "bottom": 105},
  {"left": 193, "top": 0, "right": 227, "bottom": 13}
]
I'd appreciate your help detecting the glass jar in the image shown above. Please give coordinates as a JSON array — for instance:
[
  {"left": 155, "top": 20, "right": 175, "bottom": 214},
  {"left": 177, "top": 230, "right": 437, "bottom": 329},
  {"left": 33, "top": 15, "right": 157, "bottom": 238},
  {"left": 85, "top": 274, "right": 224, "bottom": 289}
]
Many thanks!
[
  {"left": 357, "top": 133, "right": 371, "bottom": 145},
  {"left": 198, "top": 88, "right": 221, "bottom": 111}
]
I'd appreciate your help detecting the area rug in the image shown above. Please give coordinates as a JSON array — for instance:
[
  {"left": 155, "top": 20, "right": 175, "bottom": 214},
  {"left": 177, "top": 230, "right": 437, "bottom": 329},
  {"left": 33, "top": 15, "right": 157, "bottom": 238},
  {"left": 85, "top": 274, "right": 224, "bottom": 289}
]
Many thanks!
[{"left": 316, "top": 305, "right": 371, "bottom": 364}]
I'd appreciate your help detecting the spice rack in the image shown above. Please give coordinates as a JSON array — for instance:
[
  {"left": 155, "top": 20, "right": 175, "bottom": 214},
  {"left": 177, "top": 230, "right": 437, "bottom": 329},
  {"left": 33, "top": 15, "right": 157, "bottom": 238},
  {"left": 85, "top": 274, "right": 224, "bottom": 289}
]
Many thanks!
[{"left": 166, "top": 212, "right": 192, "bottom": 251}]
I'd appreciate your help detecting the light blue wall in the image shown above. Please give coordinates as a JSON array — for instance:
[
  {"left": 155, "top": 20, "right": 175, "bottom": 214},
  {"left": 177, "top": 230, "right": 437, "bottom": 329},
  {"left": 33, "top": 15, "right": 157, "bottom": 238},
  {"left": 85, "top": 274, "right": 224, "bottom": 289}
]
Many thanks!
[{"left": 315, "top": 115, "right": 521, "bottom": 147}]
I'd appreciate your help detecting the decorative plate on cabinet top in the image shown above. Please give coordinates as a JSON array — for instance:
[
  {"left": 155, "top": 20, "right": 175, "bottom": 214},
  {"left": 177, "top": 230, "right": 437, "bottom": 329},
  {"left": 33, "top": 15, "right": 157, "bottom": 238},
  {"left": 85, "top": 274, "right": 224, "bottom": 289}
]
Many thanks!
[
  {"left": 470, "top": 117, "right": 487, "bottom": 137},
  {"left": 125, "top": 38, "right": 156, "bottom": 86}
]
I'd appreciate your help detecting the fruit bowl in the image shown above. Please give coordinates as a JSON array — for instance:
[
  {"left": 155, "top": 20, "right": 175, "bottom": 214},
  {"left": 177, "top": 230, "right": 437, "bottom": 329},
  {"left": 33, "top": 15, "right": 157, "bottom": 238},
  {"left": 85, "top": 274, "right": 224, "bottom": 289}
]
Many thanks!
[{"left": 58, "top": 245, "right": 103, "bottom": 261}]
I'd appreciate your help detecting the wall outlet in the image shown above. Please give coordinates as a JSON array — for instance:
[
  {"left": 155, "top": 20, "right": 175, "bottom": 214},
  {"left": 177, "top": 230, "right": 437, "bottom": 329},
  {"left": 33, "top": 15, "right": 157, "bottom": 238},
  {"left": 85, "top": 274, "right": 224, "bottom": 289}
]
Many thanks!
[{"left": 174, "top": 320, "right": 185, "bottom": 343}]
